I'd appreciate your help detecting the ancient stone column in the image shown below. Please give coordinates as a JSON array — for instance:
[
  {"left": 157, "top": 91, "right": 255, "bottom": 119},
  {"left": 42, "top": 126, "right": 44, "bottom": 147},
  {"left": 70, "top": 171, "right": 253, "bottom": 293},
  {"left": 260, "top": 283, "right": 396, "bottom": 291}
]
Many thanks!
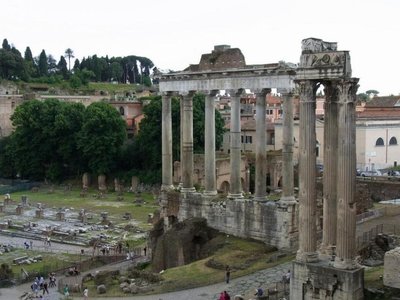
[
  {"left": 228, "top": 89, "right": 244, "bottom": 198},
  {"left": 98, "top": 174, "right": 107, "bottom": 192},
  {"left": 334, "top": 78, "right": 359, "bottom": 269},
  {"left": 181, "top": 91, "right": 196, "bottom": 193},
  {"left": 280, "top": 92, "right": 296, "bottom": 203},
  {"left": 82, "top": 172, "right": 90, "bottom": 189},
  {"left": 254, "top": 89, "right": 270, "bottom": 201},
  {"left": 204, "top": 90, "right": 218, "bottom": 195},
  {"left": 320, "top": 81, "right": 339, "bottom": 257},
  {"left": 296, "top": 80, "right": 318, "bottom": 263},
  {"left": 179, "top": 97, "right": 184, "bottom": 186},
  {"left": 161, "top": 92, "right": 174, "bottom": 191}
]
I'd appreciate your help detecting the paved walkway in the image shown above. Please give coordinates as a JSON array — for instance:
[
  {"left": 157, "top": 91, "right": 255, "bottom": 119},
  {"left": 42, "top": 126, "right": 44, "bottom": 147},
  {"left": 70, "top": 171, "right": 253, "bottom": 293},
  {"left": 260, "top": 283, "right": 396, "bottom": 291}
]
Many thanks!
[{"left": 1, "top": 261, "right": 291, "bottom": 300}]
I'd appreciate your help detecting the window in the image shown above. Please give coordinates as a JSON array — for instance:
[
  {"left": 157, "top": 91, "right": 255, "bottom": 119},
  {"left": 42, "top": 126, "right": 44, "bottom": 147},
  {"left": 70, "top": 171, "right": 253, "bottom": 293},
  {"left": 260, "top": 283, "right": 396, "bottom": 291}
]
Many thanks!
[
  {"left": 389, "top": 137, "right": 398, "bottom": 145},
  {"left": 245, "top": 136, "right": 252, "bottom": 144},
  {"left": 119, "top": 107, "right": 125, "bottom": 115},
  {"left": 375, "top": 138, "right": 384, "bottom": 146}
]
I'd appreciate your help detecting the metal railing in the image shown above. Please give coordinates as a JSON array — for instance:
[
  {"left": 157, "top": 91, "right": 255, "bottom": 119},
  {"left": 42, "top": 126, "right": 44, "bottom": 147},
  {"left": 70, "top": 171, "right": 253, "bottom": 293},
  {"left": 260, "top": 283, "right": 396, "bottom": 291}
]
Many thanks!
[{"left": 356, "top": 208, "right": 385, "bottom": 224}]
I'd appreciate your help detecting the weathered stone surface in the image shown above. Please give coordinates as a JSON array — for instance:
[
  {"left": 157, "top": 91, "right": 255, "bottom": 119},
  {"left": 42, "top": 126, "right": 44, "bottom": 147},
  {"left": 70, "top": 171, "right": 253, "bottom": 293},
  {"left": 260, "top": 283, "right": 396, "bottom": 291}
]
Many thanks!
[
  {"left": 97, "top": 284, "right": 106, "bottom": 294},
  {"left": 150, "top": 217, "right": 219, "bottom": 272},
  {"left": 290, "top": 261, "right": 364, "bottom": 300},
  {"left": 177, "top": 193, "right": 298, "bottom": 250},
  {"left": 383, "top": 247, "right": 400, "bottom": 289}
]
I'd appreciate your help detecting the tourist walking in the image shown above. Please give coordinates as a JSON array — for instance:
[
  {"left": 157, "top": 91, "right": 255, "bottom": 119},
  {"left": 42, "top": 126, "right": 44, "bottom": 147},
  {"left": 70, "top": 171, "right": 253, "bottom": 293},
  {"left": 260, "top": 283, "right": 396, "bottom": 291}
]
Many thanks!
[
  {"left": 225, "top": 265, "right": 231, "bottom": 284},
  {"left": 42, "top": 281, "right": 49, "bottom": 294},
  {"left": 83, "top": 286, "right": 89, "bottom": 299},
  {"left": 64, "top": 284, "right": 69, "bottom": 297}
]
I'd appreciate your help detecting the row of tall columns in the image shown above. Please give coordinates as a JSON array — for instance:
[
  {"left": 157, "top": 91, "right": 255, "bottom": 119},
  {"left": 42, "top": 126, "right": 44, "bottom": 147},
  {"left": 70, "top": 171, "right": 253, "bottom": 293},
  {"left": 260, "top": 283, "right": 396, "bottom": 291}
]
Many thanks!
[
  {"left": 296, "top": 78, "right": 359, "bottom": 269},
  {"left": 161, "top": 89, "right": 296, "bottom": 202}
]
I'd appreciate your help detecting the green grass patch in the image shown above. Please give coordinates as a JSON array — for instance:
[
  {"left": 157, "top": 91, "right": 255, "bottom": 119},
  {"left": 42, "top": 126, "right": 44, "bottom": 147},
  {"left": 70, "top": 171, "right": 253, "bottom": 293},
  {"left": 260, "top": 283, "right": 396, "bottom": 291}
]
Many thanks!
[
  {"left": 364, "top": 266, "right": 384, "bottom": 289},
  {"left": 0, "top": 249, "right": 82, "bottom": 279},
  {"left": 9, "top": 187, "right": 158, "bottom": 229},
  {"left": 152, "top": 235, "right": 293, "bottom": 294}
]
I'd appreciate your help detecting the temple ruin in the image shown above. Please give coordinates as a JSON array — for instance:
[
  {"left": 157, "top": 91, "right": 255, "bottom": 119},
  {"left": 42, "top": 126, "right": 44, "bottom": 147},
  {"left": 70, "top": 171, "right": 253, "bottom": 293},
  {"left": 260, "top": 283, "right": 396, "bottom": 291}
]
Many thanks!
[{"left": 158, "top": 38, "right": 363, "bottom": 299}]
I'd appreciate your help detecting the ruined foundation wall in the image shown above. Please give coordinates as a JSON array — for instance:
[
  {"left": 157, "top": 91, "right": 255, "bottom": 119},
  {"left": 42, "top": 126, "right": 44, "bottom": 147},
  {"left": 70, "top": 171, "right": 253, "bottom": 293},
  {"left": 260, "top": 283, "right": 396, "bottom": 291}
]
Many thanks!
[{"left": 178, "top": 192, "right": 298, "bottom": 251}]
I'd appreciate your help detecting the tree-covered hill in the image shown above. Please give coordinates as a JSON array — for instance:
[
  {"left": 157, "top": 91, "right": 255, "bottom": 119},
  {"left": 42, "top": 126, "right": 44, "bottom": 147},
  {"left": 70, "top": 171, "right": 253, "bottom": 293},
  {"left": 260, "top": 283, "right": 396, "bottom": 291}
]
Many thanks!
[{"left": 0, "top": 38, "right": 154, "bottom": 87}]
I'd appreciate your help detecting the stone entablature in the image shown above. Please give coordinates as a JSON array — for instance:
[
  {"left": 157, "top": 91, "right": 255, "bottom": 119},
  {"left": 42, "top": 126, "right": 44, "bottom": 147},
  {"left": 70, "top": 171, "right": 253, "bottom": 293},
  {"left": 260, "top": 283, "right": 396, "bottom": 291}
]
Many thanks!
[
  {"left": 297, "top": 38, "right": 352, "bottom": 81},
  {"left": 158, "top": 64, "right": 296, "bottom": 93}
]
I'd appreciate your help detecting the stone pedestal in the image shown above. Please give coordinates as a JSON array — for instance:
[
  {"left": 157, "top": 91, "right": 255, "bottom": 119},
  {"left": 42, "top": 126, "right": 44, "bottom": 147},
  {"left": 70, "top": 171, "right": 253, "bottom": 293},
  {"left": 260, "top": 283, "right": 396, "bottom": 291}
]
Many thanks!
[
  {"left": 98, "top": 174, "right": 107, "bottom": 192},
  {"left": 82, "top": 172, "right": 90, "bottom": 189},
  {"left": 100, "top": 212, "right": 108, "bottom": 224},
  {"left": 79, "top": 209, "right": 87, "bottom": 223},
  {"left": 21, "top": 195, "right": 28, "bottom": 206},
  {"left": 131, "top": 176, "right": 139, "bottom": 192},
  {"left": 35, "top": 209, "right": 44, "bottom": 218},
  {"left": 290, "top": 261, "right": 364, "bottom": 300},
  {"left": 4, "top": 198, "right": 11, "bottom": 205},
  {"left": 16, "top": 204, "right": 23, "bottom": 215},
  {"left": 383, "top": 247, "right": 400, "bottom": 289},
  {"left": 56, "top": 210, "right": 65, "bottom": 221}
]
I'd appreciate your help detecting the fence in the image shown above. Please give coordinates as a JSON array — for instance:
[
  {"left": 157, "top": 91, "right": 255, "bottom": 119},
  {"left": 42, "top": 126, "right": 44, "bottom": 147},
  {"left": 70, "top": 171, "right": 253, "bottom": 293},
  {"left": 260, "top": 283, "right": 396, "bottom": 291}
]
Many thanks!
[
  {"left": 356, "top": 208, "right": 385, "bottom": 224},
  {"left": 356, "top": 224, "right": 384, "bottom": 250},
  {"left": 0, "top": 181, "right": 40, "bottom": 194}
]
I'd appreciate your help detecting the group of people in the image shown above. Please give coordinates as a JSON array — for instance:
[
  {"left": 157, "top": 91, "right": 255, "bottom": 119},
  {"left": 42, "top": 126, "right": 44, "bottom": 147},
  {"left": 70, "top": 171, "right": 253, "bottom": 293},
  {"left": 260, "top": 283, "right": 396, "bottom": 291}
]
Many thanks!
[
  {"left": 219, "top": 290, "right": 231, "bottom": 300},
  {"left": 30, "top": 276, "right": 50, "bottom": 297},
  {"left": 63, "top": 284, "right": 88, "bottom": 299},
  {"left": 23, "top": 240, "right": 33, "bottom": 249}
]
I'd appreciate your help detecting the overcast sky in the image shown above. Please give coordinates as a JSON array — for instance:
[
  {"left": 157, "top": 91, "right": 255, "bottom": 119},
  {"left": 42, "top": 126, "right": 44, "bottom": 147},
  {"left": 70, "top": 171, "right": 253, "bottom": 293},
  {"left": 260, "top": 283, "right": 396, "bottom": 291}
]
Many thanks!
[{"left": 1, "top": 0, "right": 399, "bottom": 95}]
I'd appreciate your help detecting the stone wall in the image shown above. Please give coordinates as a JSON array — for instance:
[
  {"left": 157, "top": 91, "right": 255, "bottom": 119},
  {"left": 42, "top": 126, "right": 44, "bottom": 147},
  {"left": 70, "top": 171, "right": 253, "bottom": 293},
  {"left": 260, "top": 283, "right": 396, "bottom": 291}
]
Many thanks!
[{"left": 177, "top": 192, "right": 298, "bottom": 251}]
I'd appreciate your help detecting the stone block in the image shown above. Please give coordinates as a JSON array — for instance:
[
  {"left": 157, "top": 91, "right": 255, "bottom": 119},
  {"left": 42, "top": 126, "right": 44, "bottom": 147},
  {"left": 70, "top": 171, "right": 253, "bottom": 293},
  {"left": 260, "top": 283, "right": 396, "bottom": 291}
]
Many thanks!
[
  {"left": 383, "top": 247, "right": 400, "bottom": 289},
  {"left": 290, "top": 261, "right": 364, "bottom": 300}
]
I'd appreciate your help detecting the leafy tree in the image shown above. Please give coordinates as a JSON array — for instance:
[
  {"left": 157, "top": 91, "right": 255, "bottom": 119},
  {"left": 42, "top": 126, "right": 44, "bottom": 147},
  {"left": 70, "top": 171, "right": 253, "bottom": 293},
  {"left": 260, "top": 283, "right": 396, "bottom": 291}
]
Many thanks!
[
  {"left": 73, "top": 58, "right": 80, "bottom": 72},
  {"left": 366, "top": 90, "right": 379, "bottom": 98},
  {"left": 0, "top": 263, "right": 13, "bottom": 281},
  {"left": 0, "top": 46, "right": 27, "bottom": 80},
  {"left": 2, "top": 39, "right": 11, "bottom": 51},
  {"left": 77, "top": 102, "right": 126, "bottom": 175},
  {"left": 0, "top": 136, "right": 17, "bottom": 178},
  {"left": 357, "top": 93, "right": 368, "bottom": 102},
  {"left": 38, "top": 49, "right": 48, "bottom": 76},
  {"left": 57, "top": 55, "right": 68, "bottom": 79},
  {"left": 24, "top": 46, "right": 33, "bottom": 62},
  {"left": 64, "top": 48, "right": 74, "bottom": 72},
  {"left": 47, "top": 54, "right": 57, "bottom": 74}
]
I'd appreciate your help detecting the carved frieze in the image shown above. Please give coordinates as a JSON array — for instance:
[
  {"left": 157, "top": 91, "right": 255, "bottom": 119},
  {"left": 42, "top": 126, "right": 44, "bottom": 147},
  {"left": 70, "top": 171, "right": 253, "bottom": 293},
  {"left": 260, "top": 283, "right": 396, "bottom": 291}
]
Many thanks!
[
  {"left": 301, "top": 38, "right": 337, "bottom": 53},
  {"left": 300, "top": 52, "right": 345, "bottom": 68}
]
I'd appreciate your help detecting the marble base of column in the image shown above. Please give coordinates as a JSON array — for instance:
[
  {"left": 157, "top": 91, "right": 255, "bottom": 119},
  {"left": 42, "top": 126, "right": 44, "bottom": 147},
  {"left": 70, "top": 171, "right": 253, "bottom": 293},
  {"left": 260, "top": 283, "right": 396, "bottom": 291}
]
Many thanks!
[
  {"left": 228, "top": 192, "right": 243, "bottom": 199},
  {"left": 161, "top": 184, "right": 174, "bottom": 192},
  {"left": 296, "top": 249, "right": 319, "bottom": 263},
  {"left": 204, "top": 190, "right": 217, "bottom": 196},
  {"left": 253, "top": 196, "right": 266, "bottom": 201},
  {"left": 279, "top": 195, "right": 296, "bottom": 204},
  {"left": 319, "top": 244, "right": 335, "bottom": 260},
  {"left": 333, "top": 257, "right": 357, "bottom": 270},
  {"left": 181, "top": 187, "right": 196, "bottom": 193}
]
